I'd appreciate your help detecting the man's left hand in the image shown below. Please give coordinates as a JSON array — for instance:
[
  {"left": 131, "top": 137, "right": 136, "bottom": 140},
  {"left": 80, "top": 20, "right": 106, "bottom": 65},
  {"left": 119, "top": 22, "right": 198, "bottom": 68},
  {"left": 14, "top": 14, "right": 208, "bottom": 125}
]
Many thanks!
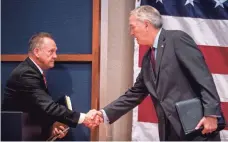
[{"left": 195, "top": 116, "right": 218, "bottom": 134}]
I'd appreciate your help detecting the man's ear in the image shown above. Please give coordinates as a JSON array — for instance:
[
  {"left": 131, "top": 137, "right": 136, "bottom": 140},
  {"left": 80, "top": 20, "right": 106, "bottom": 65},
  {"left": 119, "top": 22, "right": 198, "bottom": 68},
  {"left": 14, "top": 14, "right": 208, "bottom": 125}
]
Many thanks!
[
  {"left": 33, "top": 48, "right": 40, "bottom": 58},
  {"left": 144, "top": 20, "right": 150, "bottom": 30}
]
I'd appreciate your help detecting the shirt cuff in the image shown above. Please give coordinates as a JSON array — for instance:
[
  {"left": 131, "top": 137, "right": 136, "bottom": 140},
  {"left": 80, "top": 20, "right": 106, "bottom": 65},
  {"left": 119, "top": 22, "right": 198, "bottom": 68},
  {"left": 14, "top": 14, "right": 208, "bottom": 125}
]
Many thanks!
[
  {"left": 78, "top": 113, "right": 86, "bottom": 124},
  {"left": 100, "top": 109, "right": 110, "bottom": 124},
  {"left": 208, "top": 115, "right": 220, "bottom": 118}
]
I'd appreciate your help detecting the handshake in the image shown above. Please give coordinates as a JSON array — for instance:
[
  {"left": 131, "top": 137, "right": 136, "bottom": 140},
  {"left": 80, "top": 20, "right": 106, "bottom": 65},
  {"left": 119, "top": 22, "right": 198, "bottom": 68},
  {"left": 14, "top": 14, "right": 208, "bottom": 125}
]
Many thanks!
[
  {"left": 50, "top": 109, "right": 104, "bottom": 139},
  {"left": 82, "top": 109, "right": 104, "bottom": 129}
]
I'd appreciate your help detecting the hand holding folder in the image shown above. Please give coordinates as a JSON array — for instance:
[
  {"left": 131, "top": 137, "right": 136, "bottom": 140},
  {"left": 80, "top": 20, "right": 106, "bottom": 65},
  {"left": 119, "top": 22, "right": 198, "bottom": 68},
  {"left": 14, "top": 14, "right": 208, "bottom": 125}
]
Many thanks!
[{"left": 175, "top": 98, "right": 226, "bottom": 135}]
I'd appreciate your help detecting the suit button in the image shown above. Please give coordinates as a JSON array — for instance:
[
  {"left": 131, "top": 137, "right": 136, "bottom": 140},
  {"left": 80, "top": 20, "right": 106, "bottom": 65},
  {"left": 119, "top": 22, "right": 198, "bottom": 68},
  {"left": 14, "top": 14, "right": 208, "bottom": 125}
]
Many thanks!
[{"left": 168, "top": 113, "right": 171, "bottom": 117}]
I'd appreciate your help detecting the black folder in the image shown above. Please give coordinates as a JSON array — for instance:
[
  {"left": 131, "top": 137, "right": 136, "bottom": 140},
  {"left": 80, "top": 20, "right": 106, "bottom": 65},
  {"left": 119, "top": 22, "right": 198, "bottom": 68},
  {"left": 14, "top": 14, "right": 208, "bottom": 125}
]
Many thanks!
[{"left": 175, "top": 98, "right": 226, "bottom": 135}]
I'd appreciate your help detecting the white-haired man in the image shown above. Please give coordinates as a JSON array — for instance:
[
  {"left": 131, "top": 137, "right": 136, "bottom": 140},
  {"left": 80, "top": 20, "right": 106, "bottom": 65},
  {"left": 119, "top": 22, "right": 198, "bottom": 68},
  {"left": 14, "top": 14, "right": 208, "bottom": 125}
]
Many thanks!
[{"left": 93, "top": 5, "right": 223, "bottom": 141}]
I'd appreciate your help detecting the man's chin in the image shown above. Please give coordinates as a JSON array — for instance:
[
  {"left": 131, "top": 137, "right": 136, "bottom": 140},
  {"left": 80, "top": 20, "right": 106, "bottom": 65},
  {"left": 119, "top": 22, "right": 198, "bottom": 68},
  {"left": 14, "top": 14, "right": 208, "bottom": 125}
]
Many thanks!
[
  {"left": 47, "top": 64, "right": 54, "bottom": 69},
  {"left": 50, "top": 64, "right": 54, "bottom": 68}
]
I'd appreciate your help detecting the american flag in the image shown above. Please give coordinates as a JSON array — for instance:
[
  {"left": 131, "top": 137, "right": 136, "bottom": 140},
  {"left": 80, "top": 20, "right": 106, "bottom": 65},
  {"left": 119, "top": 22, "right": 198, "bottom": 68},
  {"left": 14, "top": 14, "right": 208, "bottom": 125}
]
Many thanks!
[{"left": 132, "top": 0, "right": 228, "bottom": 141}]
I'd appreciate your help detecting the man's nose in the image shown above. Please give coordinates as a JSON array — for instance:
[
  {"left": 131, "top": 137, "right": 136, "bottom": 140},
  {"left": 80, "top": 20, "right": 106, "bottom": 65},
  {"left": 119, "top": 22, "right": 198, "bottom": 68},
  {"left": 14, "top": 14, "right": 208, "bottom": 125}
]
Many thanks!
[
  {"left": 130, "top": 30, "right": 134, "bottom": 36},
  {"left": 53, "top": 52, "right": 57, "bottom": 59}
]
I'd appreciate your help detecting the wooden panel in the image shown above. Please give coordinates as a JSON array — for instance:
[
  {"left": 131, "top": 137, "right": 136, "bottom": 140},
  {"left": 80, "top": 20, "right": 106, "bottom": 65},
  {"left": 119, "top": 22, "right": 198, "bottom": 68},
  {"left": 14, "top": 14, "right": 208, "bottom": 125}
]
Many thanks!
[
  {"left": 1, "top": 54, "right": 93, "bottom": 62},
  {"left": 56, "top": 54, "right": 92, "bottom": 62},
  {"left": 91, "top": 0, "right": 100, "bottom": 141}
]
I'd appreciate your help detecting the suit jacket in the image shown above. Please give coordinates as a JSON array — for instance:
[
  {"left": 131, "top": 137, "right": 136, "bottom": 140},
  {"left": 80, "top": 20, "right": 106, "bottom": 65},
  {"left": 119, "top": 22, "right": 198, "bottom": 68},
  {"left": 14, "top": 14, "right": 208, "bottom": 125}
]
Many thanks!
[
  {"left": 2, "top": 57, "right": 80, "bottom": 140},
  {"left": 103, "top": 29, "right": 221, "bottom": 140}
]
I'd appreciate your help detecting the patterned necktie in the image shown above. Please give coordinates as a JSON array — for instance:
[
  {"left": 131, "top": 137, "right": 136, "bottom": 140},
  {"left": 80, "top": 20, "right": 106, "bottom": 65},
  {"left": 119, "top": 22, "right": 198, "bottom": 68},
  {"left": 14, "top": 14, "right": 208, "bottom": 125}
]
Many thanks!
[
  {"left": 43, "top": 73, "right": 47, "bottom": 88},
  {"left": 151, "top": 47, "right": 156, "bottom": 71}
]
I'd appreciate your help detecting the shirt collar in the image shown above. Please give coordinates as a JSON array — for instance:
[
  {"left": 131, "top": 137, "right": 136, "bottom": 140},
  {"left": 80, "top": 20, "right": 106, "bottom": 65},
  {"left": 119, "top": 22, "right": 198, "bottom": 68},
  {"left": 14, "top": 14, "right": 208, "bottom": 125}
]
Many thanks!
[
  {"left": 29, "top": 57, "right": 43, "bottom": 75},
  {"left": 153, "top": 28, "right": 162, "bottom": 49}
]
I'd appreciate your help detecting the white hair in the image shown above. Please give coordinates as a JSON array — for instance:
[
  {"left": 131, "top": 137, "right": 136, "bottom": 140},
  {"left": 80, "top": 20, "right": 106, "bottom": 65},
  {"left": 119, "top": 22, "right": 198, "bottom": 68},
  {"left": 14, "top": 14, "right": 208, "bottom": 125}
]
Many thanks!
[{"left": 130, "top": 5, "right": 163, "bottom": 29}]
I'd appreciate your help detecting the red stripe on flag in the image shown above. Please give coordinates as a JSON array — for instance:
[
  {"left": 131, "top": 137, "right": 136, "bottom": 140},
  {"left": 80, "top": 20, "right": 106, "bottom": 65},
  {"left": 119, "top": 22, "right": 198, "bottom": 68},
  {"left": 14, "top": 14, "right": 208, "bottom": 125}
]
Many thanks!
[
  {"left": 138, "top": 96, "right": 158, "bottom": 123},
  {"left": 199, "top": 45, "right": 228, "bottom": 74},
  {"left": 138, "top": 96, "right": 228, "bottom": 129},
  {"left": 138, "top": 45, "right": 228, "bottom": 74},
  {"left": 221, "top": 103, "right": 228, "bottom": 130}
]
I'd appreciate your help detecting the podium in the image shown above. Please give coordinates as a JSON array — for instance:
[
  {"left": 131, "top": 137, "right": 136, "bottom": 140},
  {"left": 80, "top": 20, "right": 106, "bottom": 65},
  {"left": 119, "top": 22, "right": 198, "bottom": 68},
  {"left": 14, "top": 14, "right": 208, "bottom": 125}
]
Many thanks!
[{"left": 1, "top": 111, "right": 42, "bottom": 141}]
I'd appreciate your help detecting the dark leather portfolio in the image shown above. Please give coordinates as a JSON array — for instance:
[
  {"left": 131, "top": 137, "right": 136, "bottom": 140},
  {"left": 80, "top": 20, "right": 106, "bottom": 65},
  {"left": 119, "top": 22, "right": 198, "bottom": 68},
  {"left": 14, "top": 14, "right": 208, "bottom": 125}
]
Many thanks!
[{"left": 175, "top": 98, "right": 226, "bottom": 135}]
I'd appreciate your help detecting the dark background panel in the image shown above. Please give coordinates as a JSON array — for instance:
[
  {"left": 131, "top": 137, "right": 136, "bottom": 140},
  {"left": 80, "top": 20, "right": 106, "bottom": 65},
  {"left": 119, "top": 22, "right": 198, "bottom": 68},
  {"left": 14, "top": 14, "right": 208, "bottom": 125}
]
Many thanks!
[
  {"left": 1, "top": 0, "right": 92, "bottom": 54},
  {"left": 1, "top": 62, "right": 92, "bottom": 141},
  {"left": 1, "top": 62, "right": 20, "bottom": 98}
]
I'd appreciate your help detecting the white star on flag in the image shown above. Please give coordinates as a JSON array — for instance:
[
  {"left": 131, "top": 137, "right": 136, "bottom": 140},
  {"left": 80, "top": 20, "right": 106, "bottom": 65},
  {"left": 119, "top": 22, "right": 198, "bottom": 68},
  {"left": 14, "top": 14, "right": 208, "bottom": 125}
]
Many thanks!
[
  {"left": 214, "top": 0, "right": 227, "bottom": 8},
  {"left": 185, "top": 0, "right": 195, "bottom": 6},
  {"left": 156, "top": 0, "right": 163, "bottom": 3}
]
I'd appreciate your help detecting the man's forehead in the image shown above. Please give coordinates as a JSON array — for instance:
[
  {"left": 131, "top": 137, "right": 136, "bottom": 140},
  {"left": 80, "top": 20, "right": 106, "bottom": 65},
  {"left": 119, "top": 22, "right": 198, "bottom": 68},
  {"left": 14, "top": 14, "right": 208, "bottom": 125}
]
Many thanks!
[
  {"left": 41, "top": 38, "right": 56, "bottom": 48},
  {"left": 129, "top": 15, "right": 136, "bottom": 21},
  {"left": 129, "top": 15, "right": 136, "bottom": 25},
  {"left": 129, "top": 15, "right": 139, "bottom": 24},
  {"left": 42, "top": 37, "right": 55, "bottom": 44}
]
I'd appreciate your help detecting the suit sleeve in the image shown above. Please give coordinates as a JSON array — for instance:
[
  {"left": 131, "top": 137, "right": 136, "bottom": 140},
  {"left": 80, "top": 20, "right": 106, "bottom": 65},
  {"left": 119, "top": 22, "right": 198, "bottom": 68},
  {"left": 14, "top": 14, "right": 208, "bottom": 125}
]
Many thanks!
[
  {"left": 174, "top": 31, "right": 221, "bottom": 116},
  {"left": 19, "top": 70, "right": 80, "bottom": 127},
  {"left": 103, "top": 70, "right": 149, "bottom": 124}
]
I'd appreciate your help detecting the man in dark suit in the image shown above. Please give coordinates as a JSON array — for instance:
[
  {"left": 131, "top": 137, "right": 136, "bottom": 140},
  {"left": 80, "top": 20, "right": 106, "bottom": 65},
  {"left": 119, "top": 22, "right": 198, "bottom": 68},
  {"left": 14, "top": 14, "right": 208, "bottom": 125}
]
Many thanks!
[
  {"left": 2, "top": 32, "right": 101, "bottom": 140},
  {"left": 93, "top": 5, "right": 223, "bottom": 141}
]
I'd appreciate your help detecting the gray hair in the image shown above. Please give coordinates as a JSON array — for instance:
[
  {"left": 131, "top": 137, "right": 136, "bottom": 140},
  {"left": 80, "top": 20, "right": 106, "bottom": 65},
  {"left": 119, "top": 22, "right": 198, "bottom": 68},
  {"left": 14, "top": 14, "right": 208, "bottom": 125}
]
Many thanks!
[
  {"left": 130, "top": 5, "right": 163, "bottom": 29},
  {"left": 28, "top": 32, "right": 53, "bottom": 52}
]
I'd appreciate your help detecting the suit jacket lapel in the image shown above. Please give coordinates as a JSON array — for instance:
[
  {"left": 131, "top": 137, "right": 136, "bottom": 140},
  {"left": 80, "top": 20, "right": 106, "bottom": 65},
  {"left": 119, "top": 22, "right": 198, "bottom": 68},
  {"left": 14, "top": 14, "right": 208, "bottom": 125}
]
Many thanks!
[
  {"left": 26, "top": 57, "right": 42, "bottom": 76},
  {"left": 155, "top": 29, "right": 166, "bottom": 82},
  {"left": 142, "top": 49, "right": 157, "bottom": 99},
  {"left": 26, "top": 57, "right": 49, "bottom": 91}
]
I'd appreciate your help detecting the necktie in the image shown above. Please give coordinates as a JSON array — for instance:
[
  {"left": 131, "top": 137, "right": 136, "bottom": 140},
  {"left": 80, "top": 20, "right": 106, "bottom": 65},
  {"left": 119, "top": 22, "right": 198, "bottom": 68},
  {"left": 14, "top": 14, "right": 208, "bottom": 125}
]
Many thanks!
[
  {"left": 43, "top": 73, "right": 47, "bottom": 88},
  {"left": 151, "top": 47, "right": 156, "bottom": 71}
]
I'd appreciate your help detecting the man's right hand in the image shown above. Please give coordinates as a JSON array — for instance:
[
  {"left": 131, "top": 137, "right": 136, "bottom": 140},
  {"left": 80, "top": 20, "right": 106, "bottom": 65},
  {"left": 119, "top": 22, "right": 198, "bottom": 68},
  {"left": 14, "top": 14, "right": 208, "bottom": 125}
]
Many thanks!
[
  {"left": 82, "top": 109, "right": 104, "bottom": 129},
  {"left": 51, "top": 121, "right": 69, "bottom": 139}
]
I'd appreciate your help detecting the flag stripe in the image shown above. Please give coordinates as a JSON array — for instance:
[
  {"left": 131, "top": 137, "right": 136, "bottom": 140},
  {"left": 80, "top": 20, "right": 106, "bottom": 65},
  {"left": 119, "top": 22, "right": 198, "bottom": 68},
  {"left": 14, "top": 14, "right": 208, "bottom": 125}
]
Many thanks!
[
  {"left": 199, "top": 45, "right": 228, "bottom": 74},
  {"left": 162, "top": 16, "right": 228, "bottom": 47},
  {"left": 138, "top": 96, "right": 228, "bottom": 130},
  {"left": 212, "top": 74, "right": 228, "bottom": 102},
  {"left": 138, "top": 96, "right": 158, "bottom": 123}
]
